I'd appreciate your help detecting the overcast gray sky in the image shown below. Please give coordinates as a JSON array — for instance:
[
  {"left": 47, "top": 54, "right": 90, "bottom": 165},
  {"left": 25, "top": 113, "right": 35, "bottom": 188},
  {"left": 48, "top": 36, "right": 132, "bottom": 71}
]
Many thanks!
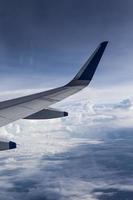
[{"left": 0, "top": 0, "right": 133, "bottom": 91}]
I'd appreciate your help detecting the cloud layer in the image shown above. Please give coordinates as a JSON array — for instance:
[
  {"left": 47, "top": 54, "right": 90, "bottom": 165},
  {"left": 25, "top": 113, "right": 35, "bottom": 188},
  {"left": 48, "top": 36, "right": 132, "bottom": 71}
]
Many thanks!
[{"left": 0, "top": 90, "right": 133, "bottom": 199}]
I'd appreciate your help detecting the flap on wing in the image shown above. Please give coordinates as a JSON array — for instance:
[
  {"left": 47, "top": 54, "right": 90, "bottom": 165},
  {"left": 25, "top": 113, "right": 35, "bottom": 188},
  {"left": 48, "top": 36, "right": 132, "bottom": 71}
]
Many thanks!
[{"left": 24, "top": 108, "right": 68, "bottom": 120}]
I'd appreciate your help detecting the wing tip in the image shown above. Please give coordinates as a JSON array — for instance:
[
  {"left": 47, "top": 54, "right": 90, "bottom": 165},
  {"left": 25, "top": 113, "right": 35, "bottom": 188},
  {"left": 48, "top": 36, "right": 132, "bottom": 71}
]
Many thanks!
[
  {"left": 67, "top": 41, "right": 108, "bottom": 86},
  {"left": 100, "top": 41, "right": 108, "bottom": 47}
]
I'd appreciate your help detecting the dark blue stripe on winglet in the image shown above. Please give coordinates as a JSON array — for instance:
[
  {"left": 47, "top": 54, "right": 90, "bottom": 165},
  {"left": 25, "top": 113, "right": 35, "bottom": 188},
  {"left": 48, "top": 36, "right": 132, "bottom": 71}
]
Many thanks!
[
  {"left": 9, "top": 141, "right": 17, "bottom": 149},
  {"left": 78, "top": 41, "right": 108, "bottom": 81}
]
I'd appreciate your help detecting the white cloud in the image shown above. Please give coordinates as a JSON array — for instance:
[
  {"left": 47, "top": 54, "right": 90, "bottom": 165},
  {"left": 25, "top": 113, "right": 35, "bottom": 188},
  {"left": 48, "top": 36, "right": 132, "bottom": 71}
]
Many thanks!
[{"left": 0, "top": 88, "right": 133, "bottom": 199}]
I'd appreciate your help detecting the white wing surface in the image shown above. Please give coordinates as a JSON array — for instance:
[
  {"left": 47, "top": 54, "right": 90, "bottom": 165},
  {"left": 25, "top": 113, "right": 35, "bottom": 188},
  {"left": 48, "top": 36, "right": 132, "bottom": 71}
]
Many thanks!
[{"left": 0, "top": 41, "right": 108, "bottom": 127}]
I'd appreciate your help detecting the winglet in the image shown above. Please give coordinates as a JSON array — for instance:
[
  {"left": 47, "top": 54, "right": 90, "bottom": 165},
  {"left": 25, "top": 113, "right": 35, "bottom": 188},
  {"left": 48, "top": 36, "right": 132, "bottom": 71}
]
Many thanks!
[{"left": 67, "top": 41, "right": 108, "bottom": 86}]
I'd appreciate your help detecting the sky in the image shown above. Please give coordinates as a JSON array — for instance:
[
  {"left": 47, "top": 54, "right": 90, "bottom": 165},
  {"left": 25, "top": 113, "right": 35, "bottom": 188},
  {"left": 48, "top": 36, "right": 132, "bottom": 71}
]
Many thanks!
[
  {"left": 1, "top": 1, "right": 133, "bottom": 200},
  {"left": 0, "top": 0, "right": 133, "bottom": 92}
]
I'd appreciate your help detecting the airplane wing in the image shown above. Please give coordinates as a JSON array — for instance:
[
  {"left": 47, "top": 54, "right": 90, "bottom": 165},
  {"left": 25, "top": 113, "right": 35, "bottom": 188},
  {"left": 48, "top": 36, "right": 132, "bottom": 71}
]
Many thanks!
[{"left": 0, "top": 41, "right": 108, "bottom": 128}]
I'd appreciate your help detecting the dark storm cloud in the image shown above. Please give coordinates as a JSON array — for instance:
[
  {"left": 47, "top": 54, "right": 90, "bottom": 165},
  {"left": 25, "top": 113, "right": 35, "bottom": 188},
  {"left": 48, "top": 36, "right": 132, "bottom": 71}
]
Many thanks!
[{"left": 0, "top": 0, "right": 133, "bottom": 90}]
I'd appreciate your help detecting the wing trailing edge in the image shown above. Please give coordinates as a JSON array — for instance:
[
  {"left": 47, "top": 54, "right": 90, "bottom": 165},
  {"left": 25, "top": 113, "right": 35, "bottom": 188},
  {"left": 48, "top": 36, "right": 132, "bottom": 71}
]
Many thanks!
[{"left": 24, "top": 108, "right": 68, "bottom": 120}]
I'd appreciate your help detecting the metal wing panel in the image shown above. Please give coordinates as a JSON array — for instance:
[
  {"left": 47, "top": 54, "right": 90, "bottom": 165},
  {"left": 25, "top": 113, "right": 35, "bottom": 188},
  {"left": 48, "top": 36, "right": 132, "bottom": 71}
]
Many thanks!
[
  {"left": 0, "top": 41, "right": 108, "bottom": 127},
  {"left": 46, "top": 86, "right": 84, "bottom": 101},
  {"left": 25, "top": 108, "right": 68, "bottom": 120},
  {"left": 0, "top": 86, "right": 82, "bottom": 127}
]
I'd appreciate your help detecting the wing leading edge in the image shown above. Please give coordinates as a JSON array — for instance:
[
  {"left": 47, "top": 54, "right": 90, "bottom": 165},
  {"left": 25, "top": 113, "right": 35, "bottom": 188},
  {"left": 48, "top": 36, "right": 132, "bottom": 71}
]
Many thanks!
[{"left": 0, "top": 41, "right": 108, "bottom": 127}]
